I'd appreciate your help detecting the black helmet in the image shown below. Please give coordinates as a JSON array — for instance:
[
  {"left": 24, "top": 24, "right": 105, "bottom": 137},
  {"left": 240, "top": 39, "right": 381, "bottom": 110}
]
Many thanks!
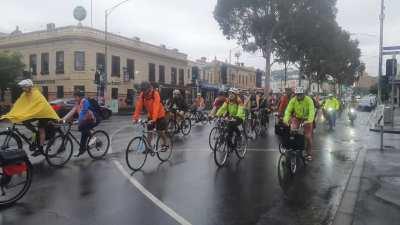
[
  {"left": 140, "top": 81, "right": 152, "bottom": 92},
  {"left": 73, "top": 90, "right": 85, "bottom": 97}
]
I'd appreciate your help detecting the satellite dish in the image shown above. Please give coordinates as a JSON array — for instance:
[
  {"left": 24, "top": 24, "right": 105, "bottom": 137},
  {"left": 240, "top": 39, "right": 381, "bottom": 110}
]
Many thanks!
[{"left": 73, "top": 6, "right": 87, "bottom": 23}]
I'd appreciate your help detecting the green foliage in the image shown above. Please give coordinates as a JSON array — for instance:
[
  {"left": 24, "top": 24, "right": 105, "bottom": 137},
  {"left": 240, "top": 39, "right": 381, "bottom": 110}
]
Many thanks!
[{"left": 0, "top": 52, "right": 25, "bottom": 89}]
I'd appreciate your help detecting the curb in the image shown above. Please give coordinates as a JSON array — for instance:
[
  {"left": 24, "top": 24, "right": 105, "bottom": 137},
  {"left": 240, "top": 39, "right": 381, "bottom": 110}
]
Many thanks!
[
  {"left": 369, "top": 128, "right": 400, "bottom": 134},
  {"left": 332, "top": 147, "right": 367, "bottom": 225}
]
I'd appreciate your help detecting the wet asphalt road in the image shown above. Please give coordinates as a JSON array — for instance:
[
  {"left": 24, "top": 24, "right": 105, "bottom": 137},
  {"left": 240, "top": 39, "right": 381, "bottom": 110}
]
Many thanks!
[{"left": 0, "top": 112, "right": 382, "bottom": 225}]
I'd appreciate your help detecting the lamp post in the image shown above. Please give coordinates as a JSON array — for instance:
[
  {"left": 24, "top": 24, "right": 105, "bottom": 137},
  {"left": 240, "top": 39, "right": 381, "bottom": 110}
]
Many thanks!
[
  {"left": 104, "top": 0, "right": 133, "bottom": 105},
  {"left": 378, "top": 0, "right": 385, "bottom": 104}
]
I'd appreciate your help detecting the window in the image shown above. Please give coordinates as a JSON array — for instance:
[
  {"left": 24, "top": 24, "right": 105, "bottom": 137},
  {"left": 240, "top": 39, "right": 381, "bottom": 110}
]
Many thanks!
[
  {"left": 187, "top": 69, "right": 190, "bottom": 80},
  {"left": 57, "top": 86, "right": 64, "bottom": 98},
  {"left": 148, "top": 63, "right": 156, "bottom": 82},
  {"left": 127, "top": 59, "right": 135, "bottom": 79},
  {"left": 29, "top": 54, "right": 37, "bottom": 75},
  {"left": 111, "top": 88, "right": 118, "bottom": 99},
  {"left": 42, "top": 86, "right": 48, "bottom": 99},
  {"left": 56, "top": 51, "right": 64, "bottom": 74},
  {"left": 179, "top": 69, "right": 184, "bottom": 85},
  {"left": 41, "top": 53, "right": 49, "bottom": 75},
  {"left": 171, "top": 67, "right": 177, "bottom": 85},
  {"left": 74, "top": 51, "right": 85, "bottom": 71},
  {"left": 159, "top": 65, "right": 165, "bottom": 83},
  {"left": 111, "top": 56, "right": 120, "bottom": 77},
  {"left": 74, "top": 85, "right": 85, "bottom": 92},
  {"left": 96, "top": 53, "right": 105, "bottom": 72}
]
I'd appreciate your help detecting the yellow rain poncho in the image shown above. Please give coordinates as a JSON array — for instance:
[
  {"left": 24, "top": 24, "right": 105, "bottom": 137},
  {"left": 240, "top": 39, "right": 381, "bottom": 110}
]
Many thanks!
[{"left": 1, "top": 88, "right": 59, "bottom": 123}]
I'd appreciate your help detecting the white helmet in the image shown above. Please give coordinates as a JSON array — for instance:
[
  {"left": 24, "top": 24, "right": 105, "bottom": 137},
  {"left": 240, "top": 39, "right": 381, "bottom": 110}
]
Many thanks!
[
  {"left": 228, "top": 88, "right": 239, "bottom": 95},
  {"left": 294, "top": 86, "right": 304, "bottom": 94},
  {"left": 173, "top": 89, "right": 181, "bottom": 95},
  {"left": 18, "top": 79, "right": 34, "bottom": 87},
  {"left": 328, "top": 93, "right": 333, "bottom": 97}
]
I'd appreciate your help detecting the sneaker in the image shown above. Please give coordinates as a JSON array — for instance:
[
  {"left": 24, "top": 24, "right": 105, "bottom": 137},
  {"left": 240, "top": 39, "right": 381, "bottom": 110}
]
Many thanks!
[{"left": 88, "top": 137, "right": 97, "bottom": 147}]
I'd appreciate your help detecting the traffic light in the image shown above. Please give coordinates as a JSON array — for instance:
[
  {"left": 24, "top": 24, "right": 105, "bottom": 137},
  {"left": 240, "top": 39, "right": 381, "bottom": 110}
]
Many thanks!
[{"left": 385, "top": 59, "right": 397, "bottom": 81}]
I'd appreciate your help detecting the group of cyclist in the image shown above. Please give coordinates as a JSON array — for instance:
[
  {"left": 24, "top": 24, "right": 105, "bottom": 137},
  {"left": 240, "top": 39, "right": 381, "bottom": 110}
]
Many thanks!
[{"left": 2, "top": 78, "right": 349, "bottom": 164}]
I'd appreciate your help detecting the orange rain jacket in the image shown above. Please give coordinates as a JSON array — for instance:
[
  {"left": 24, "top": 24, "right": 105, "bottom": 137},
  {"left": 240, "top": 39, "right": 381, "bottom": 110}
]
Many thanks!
[{"left": 133, "top": 91, "right": 165, "bottom": 121}]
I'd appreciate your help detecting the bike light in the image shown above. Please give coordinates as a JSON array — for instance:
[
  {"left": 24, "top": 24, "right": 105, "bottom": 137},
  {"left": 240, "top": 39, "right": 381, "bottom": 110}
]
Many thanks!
[
  {"left": 328, "top": 108, "right": 333, "bottom": 112},
  {"left": 350, "top": 108, "right": 355, "bottom": 113}
]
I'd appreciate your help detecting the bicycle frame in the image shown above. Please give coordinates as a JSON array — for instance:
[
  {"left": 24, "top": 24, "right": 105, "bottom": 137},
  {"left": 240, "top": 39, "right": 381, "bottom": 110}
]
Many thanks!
[{"left": 5, "top": 124, "right": 39, "bottom": 150}]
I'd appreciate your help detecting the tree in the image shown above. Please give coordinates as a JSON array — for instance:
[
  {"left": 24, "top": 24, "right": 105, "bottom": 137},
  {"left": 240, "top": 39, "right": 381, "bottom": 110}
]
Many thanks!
[
  {"left": 214, "top": 0, "right": 285, "bottom": 92},
  {"left": 0, "top": 52, "right": 25, "bottom": 101}
]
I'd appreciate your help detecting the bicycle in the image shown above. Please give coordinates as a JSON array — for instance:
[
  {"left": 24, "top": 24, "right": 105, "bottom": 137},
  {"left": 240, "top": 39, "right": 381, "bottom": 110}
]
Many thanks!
[
  {"left": 0, "top": 148, "right": 33, "bottom": 206},
  {"left": 44, "top": 121, "right": 110, "bottom": 167},
  {"left": 125, "top": 120, "right": 173, "bottom": 171},
  {"left": 278, "top": 123, "right": 307, "bottom": 175},
  {"left": 0, "top": 123, "right": 64, "bottom": 160},
  {"left": 213, "top": 118, "right": 248, "bottom": 167},
  {"left": 189, "top": 108, "right": 208, "bottom": 125},
  {"left": 208, "top": 118, "right": 224, "bottom": 151},
  {"left": 167, "top": 109, "right": 191, "bottom": 136},
  {"left": 245, "top": 109, "right": 262, "bottom": 140}
]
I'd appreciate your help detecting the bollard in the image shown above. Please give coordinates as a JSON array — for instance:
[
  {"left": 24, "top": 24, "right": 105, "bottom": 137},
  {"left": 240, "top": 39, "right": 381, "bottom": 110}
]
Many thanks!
[{"left": 380, "top": 125, "right": 384, "bottom": 151}]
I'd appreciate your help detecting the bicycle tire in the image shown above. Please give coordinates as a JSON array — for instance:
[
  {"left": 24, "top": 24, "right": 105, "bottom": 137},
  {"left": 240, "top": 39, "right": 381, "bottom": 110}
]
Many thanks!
[
  {"left": 125, "top": 137, "right": 148, "bottom": 171},
  {"left": 0, "top": 131, "right": 22, "bottom": 151},
  {"left": 0, "top": 159, "right": 33, "bottom": 206},
  {"left": 278, "top": 143, "right": 286, "bottom": 154},
  {"left": 156, "top": 135, "right": 173, "bottom": 162},
  {"left": 235, "top": 133, "right": 247, "bottom": 159},
  {"left": 87, "top": 130, "right": 110, "bottom": 160},
  {"left": 208, "top": 127, "right": 219, "bottom": 151},
  {"left": 45, "top": 134, "right": 73, "bottom": 168},
  {"left": 288, "top": 152, "right": 298, "bottom": 175},
  {"left": 180, "top": 118, "right": 192, "bottom": 136},
  {"left": 213, "top": 134, "right": 228, "bottom": 167},
  {"left": 167, "top": 119, "right": 178, "bottom": 136}
]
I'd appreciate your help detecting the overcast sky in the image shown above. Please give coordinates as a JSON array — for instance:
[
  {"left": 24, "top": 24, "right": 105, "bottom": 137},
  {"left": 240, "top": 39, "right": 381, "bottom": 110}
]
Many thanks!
[{"left": 1, "top": 0, "right": 399, "bottom": 76}]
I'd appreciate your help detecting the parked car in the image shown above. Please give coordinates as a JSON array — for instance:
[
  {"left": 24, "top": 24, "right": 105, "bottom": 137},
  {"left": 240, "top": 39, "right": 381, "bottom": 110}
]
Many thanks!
[
  {"left": 357, "top": 97, "right": 374, "bottom": 112},
  {"left": 50, "top": 98, "right": 112, "bottom": 120}
]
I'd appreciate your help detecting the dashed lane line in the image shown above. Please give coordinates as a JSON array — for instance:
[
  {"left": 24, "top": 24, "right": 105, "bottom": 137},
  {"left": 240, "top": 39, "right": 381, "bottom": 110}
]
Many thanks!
[{"left": 109, "top": 125, "right": 192, "bottom": 225}]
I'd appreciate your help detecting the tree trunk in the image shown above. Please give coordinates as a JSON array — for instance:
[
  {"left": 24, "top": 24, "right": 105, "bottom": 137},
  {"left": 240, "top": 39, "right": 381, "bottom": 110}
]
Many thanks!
[
  {"left": 263, "top": 34, "right": 273, "bottom": 94},
  {"left": 284, "top": 61, "right": 287, "bottom": 88}
]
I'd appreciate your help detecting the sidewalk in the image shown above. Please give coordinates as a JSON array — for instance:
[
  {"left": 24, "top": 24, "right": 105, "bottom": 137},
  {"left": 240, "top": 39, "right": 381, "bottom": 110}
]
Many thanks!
[{"left": 353, "top": 148, "right": 400, "bottom": 225}]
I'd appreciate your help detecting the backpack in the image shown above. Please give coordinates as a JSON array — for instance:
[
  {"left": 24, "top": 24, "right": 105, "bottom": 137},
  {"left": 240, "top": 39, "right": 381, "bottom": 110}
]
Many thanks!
[{"left": 88, "top": 98, "right": 102, "bottom": 118}]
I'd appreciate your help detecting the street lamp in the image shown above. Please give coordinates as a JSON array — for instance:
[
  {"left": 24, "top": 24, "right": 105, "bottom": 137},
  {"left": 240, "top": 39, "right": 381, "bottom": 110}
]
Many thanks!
[{"left": 104, "top": 0, "right": 133, "bottom": 104}]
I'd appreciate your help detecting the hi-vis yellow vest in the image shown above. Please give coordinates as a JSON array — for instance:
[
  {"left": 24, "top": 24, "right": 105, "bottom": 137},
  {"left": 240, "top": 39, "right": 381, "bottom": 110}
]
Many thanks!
[{"left": 1, "top": 88, "right": 59, "bottom": 123}]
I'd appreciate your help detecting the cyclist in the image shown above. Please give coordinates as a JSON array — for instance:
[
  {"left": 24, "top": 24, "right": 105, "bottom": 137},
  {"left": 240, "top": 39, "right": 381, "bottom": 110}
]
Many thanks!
[
  {"left": 193, "top": 93, "right": 205, "bottom": 112},
  {"left": 278, "top": 88, "right": 292, "bottom": 117},
  {"left": 209, "top": 91, "right": 227, "bottom": 118},
  {"left": 62, "top": 90, "right": 100, "bottom": 156},
  {"left": 216, "top": 88, "right": 245, "bottom": 147},
  {"left": 132, "top": 82, "right": 168, "bottom": 149},
  {"left": 322, "top": 93, "right": 340, "bottom": 127},
  {"left": 169, "top": 89, "right": 188, "bottom": 123},
  {"left": 1, "top": 79, "right": 60, "bottom": 156},
  {"left": 259, "top": 91, "right": 271, "bottom": 127},
  {"left": 283, "top": 87, "right": 315, "bottom": 161}
]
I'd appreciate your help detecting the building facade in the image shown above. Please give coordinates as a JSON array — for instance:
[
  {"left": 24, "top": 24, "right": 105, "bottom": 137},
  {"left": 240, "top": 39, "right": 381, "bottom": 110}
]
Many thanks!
[{"left": 0, "top": 25, "right": 189, "bottom": 108}]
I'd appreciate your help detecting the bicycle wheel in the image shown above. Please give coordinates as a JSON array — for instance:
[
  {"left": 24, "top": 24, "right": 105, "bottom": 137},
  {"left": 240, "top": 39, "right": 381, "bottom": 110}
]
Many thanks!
[
  {"left": 167, "top": 119, "right": 177, "bottom": 136},
  {"left": 235, "top": 133, "right": 247, "bottom": 159},
  {"left": 278, "top": 143, "right": 287, "bottom": 154},
  {"left": 208, "top": 127, "right": 220, "bottom": 151},
  {"left": 156, "top": 134, "right": 173, "bottom": 162},
  {"left": 288, "top": 152, "right": 298, "bottom": 175},
  {"left": 213, "top": 134, "right": 228, "bottom": 167},
  {"left": 0, "top": 132, "right": 22, "bottom": 151},
  {"left": 180, "top": 118, "right": 192, "bottom": 136},
  {"left": 45, "top": 134, "right": 73, "bottom": 167},
  {"left": 200, "top": 113, "right": 208, "bottom": 125},
  {"left": 254, "top": 119, "right": 263, "bottom": 139},
  {"left": 125, "top": 137, "right": 148, "bottom": 171},
  {"left": 87, "top": 130, "right": 110, "bottom": 160},
  {"left": 0, "top": 159, "right": 32, "bottom": 206}
]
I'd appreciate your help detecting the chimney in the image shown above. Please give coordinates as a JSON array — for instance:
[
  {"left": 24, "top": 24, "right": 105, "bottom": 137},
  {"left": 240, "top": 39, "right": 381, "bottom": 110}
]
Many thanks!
[{"left": 47, "top": 23, "right": 55, "bottom": 31}]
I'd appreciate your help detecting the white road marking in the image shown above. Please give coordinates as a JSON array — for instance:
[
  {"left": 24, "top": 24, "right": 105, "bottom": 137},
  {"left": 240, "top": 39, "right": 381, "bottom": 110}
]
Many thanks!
[{"left": 109, "top": 125, "right": 192, "bottom": 225}]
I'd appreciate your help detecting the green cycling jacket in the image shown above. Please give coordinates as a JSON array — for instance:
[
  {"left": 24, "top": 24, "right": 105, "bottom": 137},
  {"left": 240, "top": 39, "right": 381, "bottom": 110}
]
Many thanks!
[
  {"left": 216, "top": 101, "right": 245, "bottom": 121},
  {"left": 284, "top": 96, "right": 315, "bottom": 124},
  {"left": 323, "top": 98, "right": 340, "bottom": 111}
]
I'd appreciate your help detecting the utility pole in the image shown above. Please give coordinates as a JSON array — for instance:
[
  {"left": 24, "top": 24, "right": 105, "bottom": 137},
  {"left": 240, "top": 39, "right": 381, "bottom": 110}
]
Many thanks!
[
  {"left": 378, "top": 0, "right": 385, "bottom": 104},
  {"left": 91, "top": 0, "right": 93, "bottom": 27}
]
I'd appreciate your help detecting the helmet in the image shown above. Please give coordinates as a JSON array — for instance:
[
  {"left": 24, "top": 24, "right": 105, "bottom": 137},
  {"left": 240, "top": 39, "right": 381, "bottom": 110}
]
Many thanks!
[
  {"left": 328, "top": 93, "right": 333, "bottom": 97},
  {"left": 197, "top": 92, "right": 201, "bottom": 96},
  {"left": 18, "top": 79, "right": 33, "bottom": 87},
  {"left": 73, "top": 90, "right": 85, "bottom": 97},
  {"left": 228, "top": 88, "right": 239, "bottom": 95},
  {"left": 140, "top": 81, "right": 152, "bottom": 92},
  {"left": 173, "top": 89, "right": 181, "bottom": 95},
  {"left": 294, "top": 87, "right": 304, "bottom": 94}
]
